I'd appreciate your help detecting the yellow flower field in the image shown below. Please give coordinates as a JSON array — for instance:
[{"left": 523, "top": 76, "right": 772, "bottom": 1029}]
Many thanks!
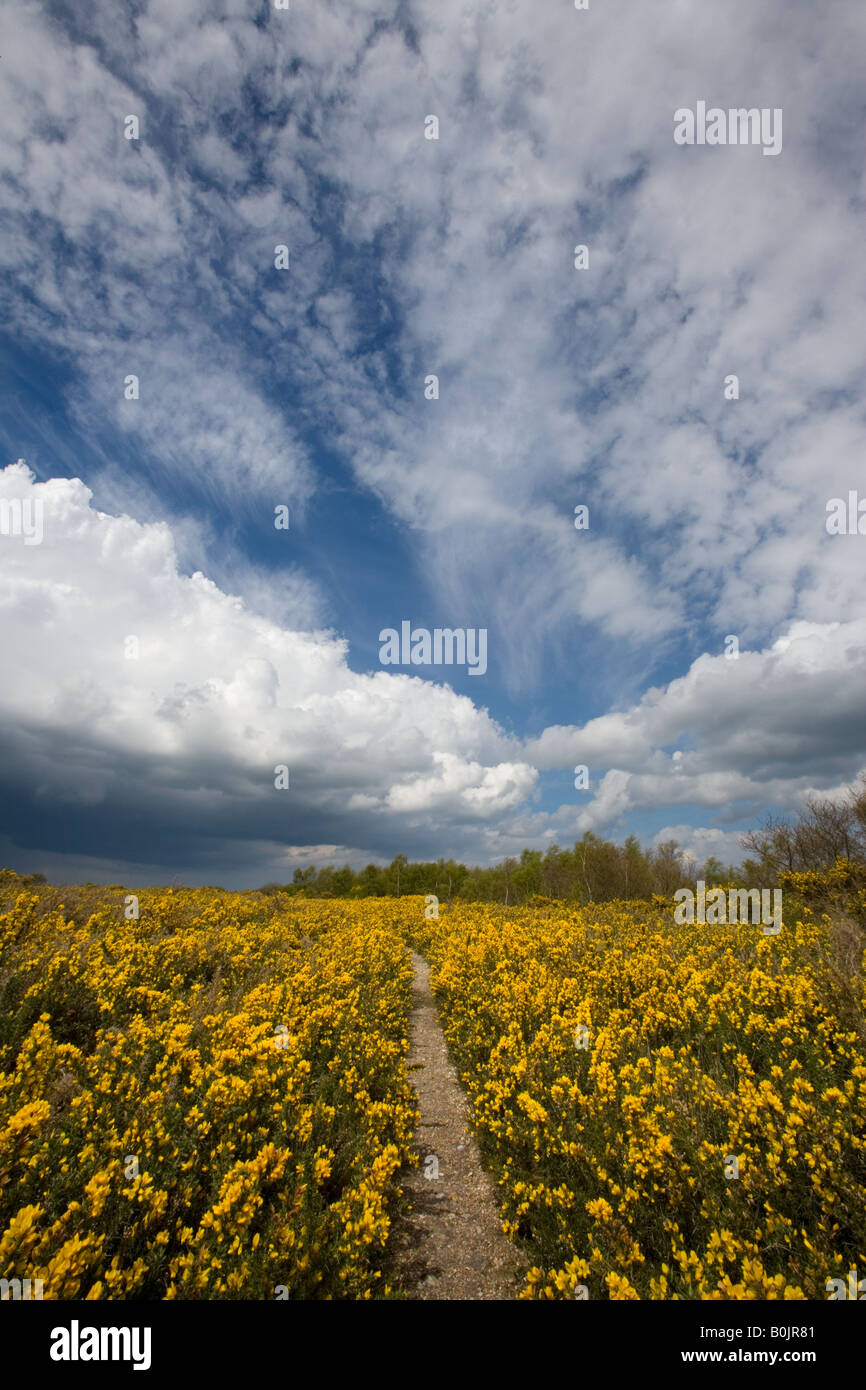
[
  {"left": 0, "top": 877, "right": 416, "bottom": 1299},
  {"left": 1, "top": 871, "right": 863, "bottom": 1299},
  {"left": 412, "top": 892, "right": 866, "bottom": 1299}
]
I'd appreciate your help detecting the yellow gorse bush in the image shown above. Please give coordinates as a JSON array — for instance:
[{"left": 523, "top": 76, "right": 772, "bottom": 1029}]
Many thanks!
[
  {"left": 410, "top": 893, "right": 866, "bottom": 1300},
  {"left": 2, "top": 871, "right": 864, "bottom": 1301},
  {"left": 0, "top": 877, "right": 416, "bottom": 1298}
]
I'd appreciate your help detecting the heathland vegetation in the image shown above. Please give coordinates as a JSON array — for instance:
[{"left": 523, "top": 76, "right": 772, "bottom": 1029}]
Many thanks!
[{"left": 1, "top": 865, "right": 863, "bottom": 1299}]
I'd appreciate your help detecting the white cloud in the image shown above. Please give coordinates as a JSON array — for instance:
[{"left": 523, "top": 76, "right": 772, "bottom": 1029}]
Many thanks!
[
  {"left": 0, "top": 463, "right": 533, "bottom": 870},
  {"left": 649, "top": 825, "right": 748, "bottom": 866},
  {"left": 4, "top": 0, "right": 864, "bottom": 671},
  {"left": 524, "top": 620, "right": 866, "bottom": 831}
]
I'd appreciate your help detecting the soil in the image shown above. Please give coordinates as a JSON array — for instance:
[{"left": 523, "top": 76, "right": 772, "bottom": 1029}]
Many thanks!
[{"left": 391, "top": 951, "right": 526, "bottom": 1300}]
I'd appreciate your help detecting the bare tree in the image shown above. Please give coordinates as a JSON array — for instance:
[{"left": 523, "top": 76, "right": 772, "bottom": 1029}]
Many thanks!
[
  {"left": 740, "top": 775, "right": 866, "bottom": 874},
  {"left": 503, "top": 856, "right": 516, "bottom": 905}
]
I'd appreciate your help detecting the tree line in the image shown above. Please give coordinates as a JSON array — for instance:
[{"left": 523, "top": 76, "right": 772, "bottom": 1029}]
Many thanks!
[
  {"left": 261, "top": 776, "right": 866, "bottom": 906},
  {"left": 261, "top": 834, "right": 740, "bottom": 905}
]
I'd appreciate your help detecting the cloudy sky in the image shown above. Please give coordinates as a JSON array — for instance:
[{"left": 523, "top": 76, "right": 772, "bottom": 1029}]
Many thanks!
[{"left": 1, "top": 0, "right": 864, "bottom": 887}]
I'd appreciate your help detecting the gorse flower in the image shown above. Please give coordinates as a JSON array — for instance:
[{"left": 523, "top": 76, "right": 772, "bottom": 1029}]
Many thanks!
[
  {"left": 1, "top": 874, "right": 863, "bottom": 1300},
  {"left": 411, "top": 893, "right": 866, "bottom": 1301},
  {"left": 0, "top": 881, "right": 416, "bottom": 1300}
]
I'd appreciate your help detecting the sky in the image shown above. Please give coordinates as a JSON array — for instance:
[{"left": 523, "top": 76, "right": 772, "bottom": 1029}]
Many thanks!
[{"left": 1, "top": 0, "right": 865, "bottom": 888}]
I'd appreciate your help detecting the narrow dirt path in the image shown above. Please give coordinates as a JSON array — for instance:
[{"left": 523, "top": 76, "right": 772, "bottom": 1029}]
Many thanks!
[{"left": 392, "top": 951, "right": 525, "bottom": 1300}]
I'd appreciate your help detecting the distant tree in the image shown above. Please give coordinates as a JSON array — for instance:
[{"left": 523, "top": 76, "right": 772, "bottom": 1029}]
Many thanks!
[
  {"left": 358, "top": 863, "right": 384, "bottom": 896},
  {"left": 332, "top": 866, "right": 355, "bottom": 895},
  {"left": 574, "top": 832, "right": 601, "bottom": 903},
  {"left": 503, "top": 856, "right": 517, "bottom": 905},
  {"left": 316, "top": 866, "right": 335, "bottom": 897},
  {"left": 651, "top": 840, "right": 683, "bottom": 895},
  {"left": 514, "top": 849, "right": 543, "bottom": 900},
  {"left": 622, "top": 835, "right": 654, "bottom": 899},
  {"left": 389, "top": 854, "right": 409, "bottom": 896},
  {"left": 701, "top": 855, "right": 727, "bottom": 885}
]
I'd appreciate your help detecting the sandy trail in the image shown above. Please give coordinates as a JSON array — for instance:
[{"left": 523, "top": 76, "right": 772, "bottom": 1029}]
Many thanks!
[{"left": 392, "top": 951, "right": 525, "bottom": 1300}]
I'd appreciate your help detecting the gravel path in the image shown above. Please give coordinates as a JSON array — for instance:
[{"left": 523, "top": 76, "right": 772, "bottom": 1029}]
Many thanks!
[{"left": 392, "top": 951, "right": 525, "bottom": 1300}]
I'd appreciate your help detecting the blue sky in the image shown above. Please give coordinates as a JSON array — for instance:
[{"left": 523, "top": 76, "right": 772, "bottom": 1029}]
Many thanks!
[{"left": 1, "top": 0, "right": 865, "bottom": 886}]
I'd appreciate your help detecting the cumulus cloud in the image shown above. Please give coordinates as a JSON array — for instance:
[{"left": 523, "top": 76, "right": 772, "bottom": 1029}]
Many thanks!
[
  {"left": 524, "top": 620, "right": 866, "bottom": 832},
  {"left": 0, "top": 463, "right": 534, "bottom": 880}
]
